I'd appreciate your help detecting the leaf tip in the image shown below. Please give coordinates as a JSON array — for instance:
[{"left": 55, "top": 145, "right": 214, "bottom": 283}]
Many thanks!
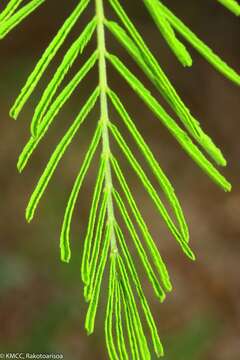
[
  {"left": 81, "top": 269, "right": 90, "bottom": 286},
  {"left": 225, "top": 181, "right": 232, "bottom": 192},
  {"left": 9, "top": 106, "right": 18, "bottom": 120},
  {"left": 84, "top": 285, "right": 91, "bottom": 302},
  {"left": 165, "top": 279, "right": 173, "bottom": 292},
  {"left": 25, "top": 209, "right": 33, "bottom": 223},
  {"left": 60, "top": 250, "right": 71, "bottom": 264},
  {"left": 182, "top": 54, "right": 193, "bottom": 68},
  {"left": 17, "top": 161, "right": 23, "bottom": 173},
  {"left": 85, "top": 319, "right": 94, "bottom": 336}
]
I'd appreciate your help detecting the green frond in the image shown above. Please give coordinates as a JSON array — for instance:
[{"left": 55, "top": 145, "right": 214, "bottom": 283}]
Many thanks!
[
  {"left": 155, "top": 1, "right": 240, "bottom": 85},
  {"left": 115, "top": 223, "right": 164, "bottom": 357},
  {"left": 217, "top": 0, "right": 240, "bottom": 15},
  {"left": 30, "top": 17, "right": 97, "bottom": 137},
  {"left": 17, "top": 52, "right": 98, "bottom": 172},
  {"left": 25, "top": 88, "right": 100, "bottom": 222},
  {"left": 85, "top": 222, "right": 112, "bottom": 335},
  {"left": 111, "top": 157, "right": 172, "bottom": 292},
  {"left": 0, "top": 0, "right": 45, "bottom": 39},
  {"left": 60, "top": 122, "right": 103, "bottom": 263},
  {"left": 10, "top": 0, "right": 91, "bottom": 120},
  {"left": 4, "top": 0, "right": 239, "bottom": 358},
  {"left": 107, "top": 53, "right": 231, "bottom": 192},
  {"left": 113, "top": 189, "right": 166, "bottom": 301}
]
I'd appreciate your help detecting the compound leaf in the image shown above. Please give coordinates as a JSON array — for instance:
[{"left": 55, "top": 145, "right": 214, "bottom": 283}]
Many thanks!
[{"left": 3, "top": 0, "right": 239, "bottom": 358}]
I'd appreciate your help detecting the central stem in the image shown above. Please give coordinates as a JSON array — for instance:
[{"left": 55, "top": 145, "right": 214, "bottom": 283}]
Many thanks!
[{"left": 96, "top": 0, "right": 117, "bottom": 254}]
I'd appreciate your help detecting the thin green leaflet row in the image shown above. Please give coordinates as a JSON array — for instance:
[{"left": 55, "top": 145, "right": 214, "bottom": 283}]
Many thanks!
[{"left": 0, "top": 0, "right": 239, "bottom": 359}]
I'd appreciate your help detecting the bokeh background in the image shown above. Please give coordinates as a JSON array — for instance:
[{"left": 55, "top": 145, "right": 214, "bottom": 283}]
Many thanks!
[{"left": 0, "top": 1, "right": 239, "bottom": 359}]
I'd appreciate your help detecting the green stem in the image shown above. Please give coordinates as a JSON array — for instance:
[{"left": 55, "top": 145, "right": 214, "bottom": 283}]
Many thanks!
[{"left": 96, "top": 0, "right": 118, "bottom": 254}]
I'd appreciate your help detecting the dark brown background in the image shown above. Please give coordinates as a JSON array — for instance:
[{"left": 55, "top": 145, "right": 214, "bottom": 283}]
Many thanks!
[{"left": 0, "top": 1, "right": 239, "bottom": 359}]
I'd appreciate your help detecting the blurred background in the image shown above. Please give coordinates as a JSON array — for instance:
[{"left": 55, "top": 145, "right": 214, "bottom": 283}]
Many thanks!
[{"left": 0, "top": 0, "right": 239, "bottom": 359}]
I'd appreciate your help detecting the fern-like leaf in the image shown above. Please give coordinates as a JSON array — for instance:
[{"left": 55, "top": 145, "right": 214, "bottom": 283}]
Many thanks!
[{"left": 3, "top": 0, "right": 239, "bottom": 358}]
